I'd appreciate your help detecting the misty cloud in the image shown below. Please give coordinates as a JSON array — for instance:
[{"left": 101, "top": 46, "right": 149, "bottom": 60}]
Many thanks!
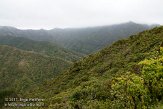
[{"left": 0, "top": 0, "right": 162, "bottom": 29}]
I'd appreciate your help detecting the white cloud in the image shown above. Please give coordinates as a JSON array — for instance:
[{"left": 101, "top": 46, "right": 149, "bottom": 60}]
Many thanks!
[{"left": 0, "top": 0, "right": 162, "bottom": 29}]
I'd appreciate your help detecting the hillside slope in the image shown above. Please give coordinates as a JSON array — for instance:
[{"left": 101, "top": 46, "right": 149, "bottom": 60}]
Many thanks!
[
  {"left": 0, "top": 45, "right": 71, "bottom": 95},
  {"left": 28, "top": 26, "right": 163, "bottom": 109},
  {"left": 0, "top": 35, "right": 81, "bottom": 62}
]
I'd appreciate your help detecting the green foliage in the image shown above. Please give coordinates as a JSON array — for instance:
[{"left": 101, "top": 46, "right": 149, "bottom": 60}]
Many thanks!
[
  {"left": 27, "top": 26, "right": 163, "bottom": 109},
  {"left": 1, "top": 26, "right": 163, "bottom": 109},
  {"left": 110, "top": 47, "right": 163, "bottom": 108},
  {"left": 111, "top": 73, "right": 150, "bottom": 109},
  {"left": 0, "top": 45, "right": 71, "bottom": 95},
  {"left": 139, "top": 47, "right": 163, "bottom": 103}
]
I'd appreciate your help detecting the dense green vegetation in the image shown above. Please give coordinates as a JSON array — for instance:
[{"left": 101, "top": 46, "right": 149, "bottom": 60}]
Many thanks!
[
  {"left": 0, "top": 33, "right": 81, "bottom": 108},
  {"left": 25, "top": 26, "right": 163, "bottom": 109},
  {"left": 0, "top": 25, "right": 162, "bottom": 109},
  {"left": 0, "top": 45, "right": 72, "bottom": 96},
  {"left": 0, "top": 35, "right": 81, "bottom": 62}
]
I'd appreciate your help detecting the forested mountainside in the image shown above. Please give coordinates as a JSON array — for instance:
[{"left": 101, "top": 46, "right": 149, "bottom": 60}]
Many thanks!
[
  {"left": 25, "top": 26, "right": 163, "bottom": 109},
  {"left": 0, "top": 26, "right": 53, "bottom": 41},
  {"left": 0, "top": 22, "right": 157, "bottom": 54},
  {"left": 0, "top": 45, "right": 72, "bottom": 105},
  {"left": 48, "top": 22, "right": 156, "bottom": 54},
  {"left": 0, "top": 35, "right": 81, "bottom": 62},
  {"left": 0, "top": 35, "right": 81, "bottom": 109}
]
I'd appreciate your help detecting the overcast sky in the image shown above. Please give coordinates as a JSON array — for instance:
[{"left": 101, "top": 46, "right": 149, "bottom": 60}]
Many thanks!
[{"left": 0, "top": 0, "right": 162, "bottom": 29}]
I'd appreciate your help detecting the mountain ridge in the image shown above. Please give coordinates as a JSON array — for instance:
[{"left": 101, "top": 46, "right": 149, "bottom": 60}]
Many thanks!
[
  {"left": 0, "top": 22, "right": 159, "bottom": 54},
  {"left": 0, "top": 35, "right": 82, "bottom": 62},
  {"left": 26, "top": 26, "right": 163, "bottom": 109}
]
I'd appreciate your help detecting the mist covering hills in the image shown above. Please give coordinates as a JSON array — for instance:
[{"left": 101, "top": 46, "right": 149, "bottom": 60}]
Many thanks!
[
  {"left": 0, "top": 22, "right": 157, "bottom": 54},
  {"left": 48, "top": 22, "right": 157, "bottom": 54}
]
